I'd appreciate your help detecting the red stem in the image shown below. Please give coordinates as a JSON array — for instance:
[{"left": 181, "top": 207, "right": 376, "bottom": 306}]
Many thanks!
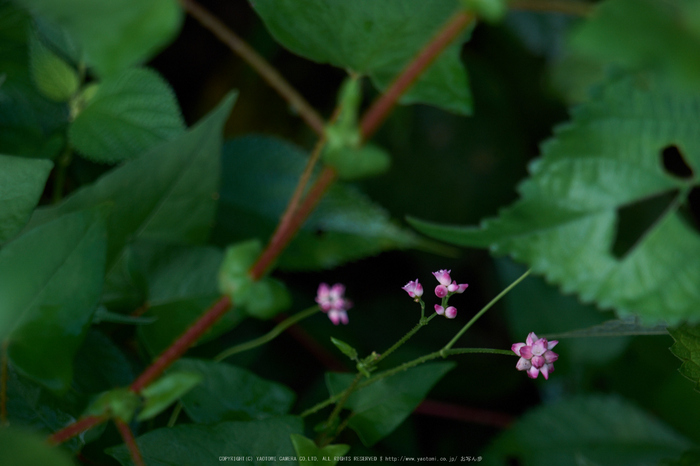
[
  {"left": 114, "top": 418, "right": 145, "bottom": 466},
  {"left": 250, "top": 167, "right": 337, "bottom": 280},
  {"left": 130, "top": 296, "right": 232, "bottom": 392},
  {"left": 47, "top": 415, "right": 108, "bottom": 445},
  {"left": 359, "top": 10, "right": 475, "bottom": 141}
]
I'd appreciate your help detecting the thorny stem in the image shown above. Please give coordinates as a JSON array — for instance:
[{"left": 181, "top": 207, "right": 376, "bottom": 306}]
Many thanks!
[
  {"left": 301, "top": 348, "right": 515, "bottom": 418},
  {"left": 130, "top": 296, "right": 232, "bottom": 392},
  {"left": 441, "top": 269, "right": 531, "bottom": 354},
  {"left": 359, "top": 10, "right": 475, "bottom": 141},
  {"left": 509, "top": 0, "right": 593, "bottom": 16},
  {"left": 180, "top": 0, "right": 325, "bottom": 135},
  {"left": 1, "top": 341, "right": 7, "bottom": 426},
  {"left": 114, "top": 419, "right": 145, "bottom": 466}
]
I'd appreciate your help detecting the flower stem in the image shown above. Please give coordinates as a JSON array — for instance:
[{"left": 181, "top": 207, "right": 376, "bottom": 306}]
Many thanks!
[
  {"left": 179, "top": 0, "right": 325, "bottom": 135},
  {"left": 375, "top": 312, "right": 437, "bottom": 365},
  {"left": 215, "top": 306, "right": 321, "bottom": 362},
  {"left": 47, "top": 415, "right": 108, "bottom": 445},
  {"left": 442, "top": 269, "right": 531, "bottom": 353},
  {"left": 300, "top": 347, "right": 514, "bottom": 418},
  {"left": 130, "top": 295, "right": 232, "bottom": 393},
  {"left": 317, "top": 372, "right": 363, "bottom": 447},
  {"left": 114, "top": 418, "right": 145, "bottom": 466},
  {"left": 359, "top": 10, "right": 475, "bottom": 141}
]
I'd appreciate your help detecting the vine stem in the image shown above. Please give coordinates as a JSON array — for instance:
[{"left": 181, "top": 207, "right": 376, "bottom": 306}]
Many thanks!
[
  {"left": 114, "top": 419, "right": 145, "bottom": 466},
  {"left": 359, "top": 10, "right": 475, "bottom": 141},
  {"left": 374, "top": 312, "right": 437, "bottom": 365},
  {"left": 300, "top": 347, "right": 515, "bottom": 418},
  {"left": 180, "top": 0, "right": 325, "bottom": 136},
  {"left": 1, "top": 340, "right": 7, "bottom": 425},
  {"left": 130, "top": 296, "right": 232, "bottom": 392},
  {"left": 509, "top": 0, "right": 593, "bottom": 16},
  {"left": 442, "top": 269, "right": 531, "bottom": 353},
  {"left": 47, "top": 415, "right": 108, "bottom": 445}
]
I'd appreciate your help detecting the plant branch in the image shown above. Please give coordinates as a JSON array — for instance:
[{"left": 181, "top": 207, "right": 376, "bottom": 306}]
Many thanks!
[
  {"left": 180, "top": 0, "right": 326, "bottom": 135},
  {"left": 509, "top": 0, "right": 594, "bottom": 16},
  {"left": 250, "top": 167, "right": 337, "bottom": 280},
  {"left": 47, "top": 415, "right": 108, "bottom": 445},
  {"left": 442, "top": 269, "right": 531, "bottom": 353},
  {"left": 359, "top": 10, "right": 475, "bottom": 141},
  {"left": 130, "top": 295, "right": 232, "bottom": 392},
  {"left": 114, "top": 419, "right": 145, "bottom": 466},
  {"left": 375, "top": 312, "right": 438, "bottom": 365}
]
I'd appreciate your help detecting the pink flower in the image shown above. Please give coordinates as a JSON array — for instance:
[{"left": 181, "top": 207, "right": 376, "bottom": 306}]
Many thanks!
[
  {"left": 434, "top": 305, "right": 457, "bottom": 319},
  {"left": 434, "top": 304, "right": 445, "bottom": 315},
  {"left": 434, "top": 284, "right": 448, "bottom": 298},
  {"left": 432, "top": 269, "right": 452, "bottom": 286},
  {"left": 512, "top": 332, "right": 558, "bottom": 380},
  {"left": 316, "top": 283, "right": 351, "bottom": 325},
  {"left": 448, "top": 281, "right": 469, "bottom": 293},
  {"left": 402, "top": 280, "right": 423, "bottom": 299}
]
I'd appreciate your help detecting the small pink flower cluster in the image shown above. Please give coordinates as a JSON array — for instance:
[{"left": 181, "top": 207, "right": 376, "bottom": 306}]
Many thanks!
[
  {"left": 512, "top": 332, "right": 559, "bottom": 380},
  {"left": 402, "top": 269, "right": 468, "bottom": 319},
  {"left": 315, "top": 283, "right": 352, "bottom": 325}
]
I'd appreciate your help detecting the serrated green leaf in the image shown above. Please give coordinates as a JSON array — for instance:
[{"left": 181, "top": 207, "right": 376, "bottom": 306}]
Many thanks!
[
  {"left": 409, "top": 74, "right": 700, "bottom": 325},
  {"left": 213, "top": 135, "right": 444, "bottom": 270},
  {"left": 0, "top": 154, "right": 52, "bottom": 243},
  {"left": 571, "top": 0, "right": 700, "bottom": 93},
  {"left": 290, "top": 434, "right": 350, "bottom": 466},
  {"left": 69, "top": 67, "right": 185, "bottom": 163},
  {"left": 137, "top": 371, "right": 202, "bottom": 421},
  {"left": 0, "top": 207, "right": 107, "bottom": 391},
  {"left": 250, "top": 0, "right": 472, "bottom": 114},
  {"left": 107, "top": 416, "right": 303, "bottom": 466},
  {"left": 28, "top": 30, "right": 79, "bottom": 102},
  {"left": 326, "top": 362, "right": 454, "bottom": 446},
  {"left": 173, "top": 358, "right": 296, "bottom": 423},
  {"left": 14, "top": 0, "right": 183, "bottom": 76},
  {"left": 483, "top": 395, "right": 691, "bottom": 466},
  {"left": 30, "top": 92, "right": 237, "bottom": 269},
  {"left": 0, "top": 427, "right": 76, "bottom": 466},
  {"left": 669, "top": 323, "right": 700, "bottom": 392}
]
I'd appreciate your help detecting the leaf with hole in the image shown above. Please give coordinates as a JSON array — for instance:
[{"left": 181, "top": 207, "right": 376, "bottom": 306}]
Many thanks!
[
  {"left": 212, "top": 135, "right": 449, "bottom": 270},
  {"left": 173, "top": 358, "right": 296, "bottom": 424},
  {"left": 250, "top": 0, "right": 472, "bottom": 114},
  {"left": 0, "top": 154, "right": 52, "bottom": 244},
  {"left": 0, "top": 207, "right": 107, "bottom": 391},
  {"left": 409, "top": 74, "right": 700, "bottom": 325},
  {"left": 69, "top": 67, "right": 185, "bottom": 163},
  {"left": 107, "top": 416, "right": 303, "bottom": 465},
  {"left": 326, "top": 362, "right": 454, "bottom": 446},
  {"left": 483, "top": 395, "right": 691, "bottom": 465}
]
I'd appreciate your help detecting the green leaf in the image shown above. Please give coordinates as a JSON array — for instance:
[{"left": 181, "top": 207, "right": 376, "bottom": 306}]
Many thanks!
[
  {"left": 72, "top": 329, "right": 135, "bottom": 394},
  {"left": 326, "top": 362, "right": 454, "bottom": 446},
  {"left": 661, "top": 448, "right": 700, "bottom": 466},
  {"left": 173, "top": 358, "right": 296, "bottom": 423},
  {"left": 14, "top": 0, "right": 183, "bottom": 76},
  {"left": 30, "top": 92, "right": 237, "bottom": 269},
  {"left": 0, "top": 207, "right": 107, "bottom": 391},
  {"left": 571, "top": 0, "right": 700, "bottom": 93},
  {"left": 217, "top": 239, "right": 262, "bottom": 300},
  {"left": 409, "top": 74, "right": 700, "bottom": 325},
  {"left": 138, "top": 371, "right": 202, "bottom": 421},
  {"left": 28, "top": 30, "right": 79, "bottom": 101},
  {"left": 84, "top": 387, "right": 140, "bottom": 422},
  {"left": 69, "top": 67, "right": 185, "bottom": 163},
  {"left": 0, "top": 154, "right": 52, "bottom": 243},
  {"left": 213, "top": 135, "right": 444, "bottom": 270},
  {"left": 107, "top": 416, "right": 304, "bottom": 466},
  {"left": 669, "top": 323, "right": 700, "bottom": 392},
  {"left": 250, "top": 0, "right": 472, "bottom": 114},
  {"left": 135, "top": 245, "right": 244, "bottom": 356},
  {"left": 330, "top": 337, "right": 358, "bottom": 361},
  {"left": 322, "top": 144, "right": 391, "bottom": 180},
  {"left": 0, "top": 427, "right": 76, "bottom": 466},
  {"left": 484, "top": 395, "right": 691, "bottom": 465},
  {"left": 290, "top": 434, "right": 350, "bottom": 466}
]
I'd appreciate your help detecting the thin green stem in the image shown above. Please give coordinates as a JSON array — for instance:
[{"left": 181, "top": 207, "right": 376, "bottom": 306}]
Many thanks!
[
  {"left": 318, "top": 372, "right": 363, "bottom": 447},
  {"left": 375, "top": 312, "right": 437, "bottom": 365},
  {"left": 215, "top": 306, "right": 320, "bottom": 362},
  {"left": 442, "top": 269, "right": 531, "bottom": 353},
  {"left": 300, "top": 347, "right": 515, "bottom": 418}
]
